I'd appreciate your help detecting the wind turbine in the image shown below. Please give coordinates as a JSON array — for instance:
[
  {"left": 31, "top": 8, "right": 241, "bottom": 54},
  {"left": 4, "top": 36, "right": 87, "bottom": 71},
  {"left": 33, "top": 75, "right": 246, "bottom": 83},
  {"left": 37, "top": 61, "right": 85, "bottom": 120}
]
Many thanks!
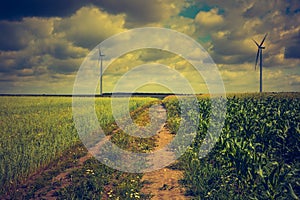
[
  {"left": 98, "top": 47, "right": 105, "bottom": 96},
  {"left": 253, "top": 33, "right": 267, "bottom": 93}
]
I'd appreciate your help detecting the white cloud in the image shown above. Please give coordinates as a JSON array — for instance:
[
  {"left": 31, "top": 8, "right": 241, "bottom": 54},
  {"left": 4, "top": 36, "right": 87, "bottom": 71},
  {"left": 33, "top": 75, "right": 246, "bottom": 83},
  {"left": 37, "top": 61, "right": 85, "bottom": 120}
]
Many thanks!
[
  {"left": 195, "top": 8, "right": 224, "bottom": 28},
  {"left": 55, "top": 6, "right": 126, "bottom": 49}
]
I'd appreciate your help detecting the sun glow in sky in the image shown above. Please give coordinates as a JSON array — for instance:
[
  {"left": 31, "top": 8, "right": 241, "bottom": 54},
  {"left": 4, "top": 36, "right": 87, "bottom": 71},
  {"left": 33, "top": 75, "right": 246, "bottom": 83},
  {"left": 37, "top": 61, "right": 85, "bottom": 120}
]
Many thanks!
[{"left": 0, "top": 0, "right": 299, "bottom": 94}]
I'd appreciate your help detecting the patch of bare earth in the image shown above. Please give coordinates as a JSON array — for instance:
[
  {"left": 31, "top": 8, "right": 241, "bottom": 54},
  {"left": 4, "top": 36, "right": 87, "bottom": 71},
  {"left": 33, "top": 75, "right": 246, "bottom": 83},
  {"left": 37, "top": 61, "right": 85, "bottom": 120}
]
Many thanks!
[
  {"left": 38, "top": 135, "right": 112, "bottom": 199},
  {"left": 141, "top": 106, "right": 190, "bottom": 200},
  {"left": 4, "top": 135, "right": 112, "bottom": 199},
  {"left": 34, "top": 154, "right": 92, "bottom": 200}
]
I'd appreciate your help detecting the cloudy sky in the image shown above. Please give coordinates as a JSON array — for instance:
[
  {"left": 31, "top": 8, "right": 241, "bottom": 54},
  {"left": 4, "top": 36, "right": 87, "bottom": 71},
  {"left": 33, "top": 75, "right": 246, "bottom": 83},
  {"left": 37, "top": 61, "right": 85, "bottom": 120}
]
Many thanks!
[{"left": 0, "top": 0, "right": 299, "bottom": 94}]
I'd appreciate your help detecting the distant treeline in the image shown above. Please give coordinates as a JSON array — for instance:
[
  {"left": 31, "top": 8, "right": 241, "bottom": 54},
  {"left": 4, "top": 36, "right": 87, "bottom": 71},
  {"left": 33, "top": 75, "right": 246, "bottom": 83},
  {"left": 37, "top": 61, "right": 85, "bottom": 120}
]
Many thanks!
[{"left": 0, "top": 92, "right": 190, "bottom": 99}]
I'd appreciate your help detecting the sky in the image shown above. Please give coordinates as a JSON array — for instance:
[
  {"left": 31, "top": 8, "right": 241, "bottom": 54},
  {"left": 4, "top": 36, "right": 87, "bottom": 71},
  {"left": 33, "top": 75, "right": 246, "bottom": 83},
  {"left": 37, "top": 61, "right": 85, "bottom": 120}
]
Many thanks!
[{"left": 0, "top": 0, "right": 299, "bottom": 94}]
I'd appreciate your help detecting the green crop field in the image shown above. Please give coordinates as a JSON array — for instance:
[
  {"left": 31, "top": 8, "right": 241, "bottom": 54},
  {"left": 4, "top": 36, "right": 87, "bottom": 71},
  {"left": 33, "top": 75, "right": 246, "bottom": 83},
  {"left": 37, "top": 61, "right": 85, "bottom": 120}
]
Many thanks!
[
  {"left": 0, "top": 94, "right": 299, "bottom": 199},
  {"left": 0, "top": 96, "right": 157, "bottom": 198},
  {"left": 164, "top": 94, "right": 300, "bottom": 199}
]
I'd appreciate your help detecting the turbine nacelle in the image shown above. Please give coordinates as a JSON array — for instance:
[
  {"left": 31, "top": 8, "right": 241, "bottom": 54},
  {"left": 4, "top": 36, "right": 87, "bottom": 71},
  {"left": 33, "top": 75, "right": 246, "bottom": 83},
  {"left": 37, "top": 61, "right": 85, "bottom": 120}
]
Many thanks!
[
  {"left": 253, "top": 33, "right": 268, "bottom": 48},
  {"left": 98, "top": 47, "right": 105, "bottom": 57}
]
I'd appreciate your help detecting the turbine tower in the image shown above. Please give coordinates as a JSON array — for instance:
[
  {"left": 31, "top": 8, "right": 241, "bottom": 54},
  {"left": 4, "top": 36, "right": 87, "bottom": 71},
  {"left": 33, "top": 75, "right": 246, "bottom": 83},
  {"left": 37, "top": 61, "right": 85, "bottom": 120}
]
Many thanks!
[
  {"left": 253, "top": 33, "right": 267, "bottom": 93},
  {"left": 98, "top": 47, "right": 105, "bottom": 96}
]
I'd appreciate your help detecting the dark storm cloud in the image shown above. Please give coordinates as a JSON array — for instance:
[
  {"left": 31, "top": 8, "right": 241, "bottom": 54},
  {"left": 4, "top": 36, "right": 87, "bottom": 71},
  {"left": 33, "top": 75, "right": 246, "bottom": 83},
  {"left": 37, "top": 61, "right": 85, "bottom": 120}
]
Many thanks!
[
  {"left": 92, "top": 0, "right": 160, "bottom": 23},
  {"left": 47, "top": 58, "right": 82, "bottom": 74},
  {"left": 211, "top": 54, "right": 253, "bottom": 65},
  {"left": 285, "top": 31, "right": 300, "bottom": 59},
  {"left": 91, "top": 0, "right": 180, "bottom": 26},
  {"left": 0, "top": 0, "right": 180, "bottom": 26},
  {"left": 0, "top": 21, "right": 31, "bottom": 50},
  {"left": 0, "top": 0, "right": 88, "bottom": 20},
  {"left": 0, "top": 17, "right": 54, "bottom": 51},
  {"left": 243, "top": 0, "right": 300, "bottom": 18},
  {"left": 0, "top": 51, "right": 19, "bottom": 73},
  {"left": 38, "top": 39, "right": 88, "bottom": 60},
  {"left": 285, "top": 45, "right": 300, "bottom": 59}
]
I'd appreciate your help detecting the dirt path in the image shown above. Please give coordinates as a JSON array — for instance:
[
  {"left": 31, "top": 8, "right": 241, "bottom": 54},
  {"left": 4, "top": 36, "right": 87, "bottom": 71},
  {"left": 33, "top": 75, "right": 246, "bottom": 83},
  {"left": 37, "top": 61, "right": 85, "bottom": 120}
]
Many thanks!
[
  {"left": 141, "top": 106, "right": 189, "bottom": 200},
  {"left": 38, "top": 135, "right": 112, "bottom": 199},
  {"left": 36, "top": 154, "right": 92, "bottom": 199}
]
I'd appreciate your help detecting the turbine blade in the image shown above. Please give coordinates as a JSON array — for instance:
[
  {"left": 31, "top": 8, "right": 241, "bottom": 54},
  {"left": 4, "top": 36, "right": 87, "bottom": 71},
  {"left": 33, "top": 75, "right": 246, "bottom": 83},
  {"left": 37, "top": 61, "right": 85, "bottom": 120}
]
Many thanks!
[
  {"left": 255, "top": 49, "right": 260, "bottom": 70},
  {"left": 253, "top": 39, "right": 260, "bottom": 47},
  {"left": 260, "top": 33, "right": 268, "bottom": 46}
]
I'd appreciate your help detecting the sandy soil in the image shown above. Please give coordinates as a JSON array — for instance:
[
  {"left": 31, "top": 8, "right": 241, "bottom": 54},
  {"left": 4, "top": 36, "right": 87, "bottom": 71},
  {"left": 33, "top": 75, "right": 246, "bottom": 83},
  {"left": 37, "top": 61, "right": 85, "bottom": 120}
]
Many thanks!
[{"left": 141, "top": 106, "right": 190, "bottom": 200}]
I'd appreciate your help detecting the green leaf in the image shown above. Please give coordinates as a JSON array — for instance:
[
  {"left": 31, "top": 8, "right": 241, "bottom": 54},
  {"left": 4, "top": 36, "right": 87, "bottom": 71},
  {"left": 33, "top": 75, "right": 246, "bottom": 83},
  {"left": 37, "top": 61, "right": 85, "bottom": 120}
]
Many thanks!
[{"left": 288, "top": 183, "right": 299, "bottom": 200}]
